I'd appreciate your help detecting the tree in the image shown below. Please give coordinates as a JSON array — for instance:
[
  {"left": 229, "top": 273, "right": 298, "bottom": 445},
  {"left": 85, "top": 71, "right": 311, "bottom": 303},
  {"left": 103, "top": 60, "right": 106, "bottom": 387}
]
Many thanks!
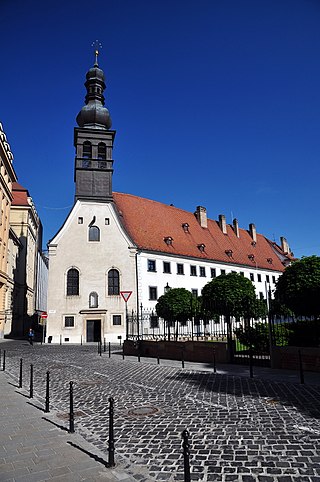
[
  {"left": 201, "top": 273, "right": 267, "bottom": 357},
  {"left": 275, "top": 256, "right": 320, "bottom": 318},
  {"left": 155, "top": 288, "right": 196, "bottom": 340}
]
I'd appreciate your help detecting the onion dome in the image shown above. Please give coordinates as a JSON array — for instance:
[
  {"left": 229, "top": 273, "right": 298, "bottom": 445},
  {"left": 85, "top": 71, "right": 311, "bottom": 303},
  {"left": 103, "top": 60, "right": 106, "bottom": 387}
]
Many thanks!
[{"left": 76, "top": 55, "right": 112, "bottom": 130}]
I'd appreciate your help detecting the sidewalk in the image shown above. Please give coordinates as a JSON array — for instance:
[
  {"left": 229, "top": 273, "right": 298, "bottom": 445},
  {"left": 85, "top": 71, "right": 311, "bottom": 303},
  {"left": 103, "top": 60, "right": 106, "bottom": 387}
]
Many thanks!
[{"left": 0, "top": 372, "right": 135, "bottom": 482}]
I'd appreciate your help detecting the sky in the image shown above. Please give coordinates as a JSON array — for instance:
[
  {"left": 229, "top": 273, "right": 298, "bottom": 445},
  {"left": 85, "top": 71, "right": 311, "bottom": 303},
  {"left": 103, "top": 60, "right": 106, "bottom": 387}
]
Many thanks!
[{"left": 1, "top": 0, "right": 320, "bottom": 256}]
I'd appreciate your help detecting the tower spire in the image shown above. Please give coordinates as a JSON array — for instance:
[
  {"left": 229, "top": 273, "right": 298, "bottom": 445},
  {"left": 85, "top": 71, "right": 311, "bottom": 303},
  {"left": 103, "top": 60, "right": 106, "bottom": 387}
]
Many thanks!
[{"left": 92, "top": 40, "right": 102, "bottom": 67}]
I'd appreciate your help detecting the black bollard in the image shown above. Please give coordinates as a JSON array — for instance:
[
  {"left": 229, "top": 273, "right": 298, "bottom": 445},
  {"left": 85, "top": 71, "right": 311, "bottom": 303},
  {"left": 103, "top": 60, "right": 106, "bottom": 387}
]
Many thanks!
[
  {"left": 108, "top": 342, "right": 111, "bottom": 358},
  {"left": 69, "top": 381, "right": 75, "bottom": 433},
  {"left": 19, "top": 358, "right": 23, "bottom": 388},
  {"left": 45, "top": 371, "right": 50, "bottom": 413},
  {"left": 81, "top": 335, "right": 82, "bottom": 346},
  {"left": 0, "top": 349, "right": 1, "bottom": 367},
  {"left": 104, "top": 337, "right": 106, "bottom": 353},
  {"left": 60, "top": 334, "right": 62, "bottom": 345},
  {"left": 122, "top": 345, "right": 125, "bottom": 360},
  {"left": 108, "top": 397, "right": 115, "bottom": 467},
  {"left": 182, "top": 429, "right": 191, "bottom": 482},
  {"left": 213, "top": 349, "right": 216, "bottom": 373},
  {"left": 30, "top": 364, "right": 33, "bottom": 399},
  {"left": 249, "top": 346, "right": 254, "bottom": 379},
  {"left": 298, "top": 350, "right": 305, "bottom": 384},
  {"left": 3, "top": 350, "right": 6, "bottom": 371},
  {"left": 182, "top": 349, "right": 185, "bottom": 369}
]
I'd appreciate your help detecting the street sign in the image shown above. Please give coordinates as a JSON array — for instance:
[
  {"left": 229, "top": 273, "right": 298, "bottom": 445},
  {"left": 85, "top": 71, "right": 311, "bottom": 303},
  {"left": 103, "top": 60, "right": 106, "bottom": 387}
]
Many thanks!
[
  {"left": 41, "top": 312, "right": 48, "bottom": 319},
  {"left": 120, "top": 291, "right": 132, "bottom": 302}
]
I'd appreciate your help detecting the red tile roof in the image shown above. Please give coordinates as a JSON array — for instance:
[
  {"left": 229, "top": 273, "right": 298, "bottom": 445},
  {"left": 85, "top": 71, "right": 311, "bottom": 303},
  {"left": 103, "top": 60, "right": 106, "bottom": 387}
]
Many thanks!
[
  {"left": 12, "top": 182, "right": 29, "bottom": 206},
  {"left": 113, "top": 192, "right": 291, "bottom": 272}
]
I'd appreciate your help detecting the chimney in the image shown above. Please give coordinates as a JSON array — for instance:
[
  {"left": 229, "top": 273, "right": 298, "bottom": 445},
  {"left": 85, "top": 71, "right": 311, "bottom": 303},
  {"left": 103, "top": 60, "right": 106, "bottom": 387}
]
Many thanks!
[
  {"left": 233, "top": 218, "right": 240, "bottom": 238},
  {"left": 249, "top": 223, "right": 257, "bottom": 243},
  {"left": 194, "top": 206, "right": 207, "bottom": 228},
  {"left": 280, "top": 236, "right": 289, "bottom": 254},
  {"left": 218, "top": 214, "right": 227, "bottom": 234}
]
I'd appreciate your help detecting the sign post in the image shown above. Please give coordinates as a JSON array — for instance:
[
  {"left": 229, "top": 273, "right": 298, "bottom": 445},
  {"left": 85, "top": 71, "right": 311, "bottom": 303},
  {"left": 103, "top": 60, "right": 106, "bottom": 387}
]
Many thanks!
[{"left": 120, "top": 291, "right": 132, "bottom": 339}]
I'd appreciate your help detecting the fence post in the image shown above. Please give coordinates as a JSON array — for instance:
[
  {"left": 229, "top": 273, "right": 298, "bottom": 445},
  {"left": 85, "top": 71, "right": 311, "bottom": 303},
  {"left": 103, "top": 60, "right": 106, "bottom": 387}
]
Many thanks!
[
  {"left": 182, "top": 429, "right": 191, "bottom": 482},
  {"left": 69, "top": 381, "right": 75, "bottom": 433},
  {"left": 108, "top": 397, "right": 115, "bottom": 467},
  {"left": 19, "top": 358, "right": 23, "bottom": 388},
  {"left": 45, "top": 371, "right": 50, "bottom": 413},
  {"left": 30, "top": 364, "right": 33, "bottom": 398},
  {"left": 298, "top": 350, "right": 304, "bottom": 384},
  {"left": 3, "top": 350, "right": 6, "bottom": 371}
]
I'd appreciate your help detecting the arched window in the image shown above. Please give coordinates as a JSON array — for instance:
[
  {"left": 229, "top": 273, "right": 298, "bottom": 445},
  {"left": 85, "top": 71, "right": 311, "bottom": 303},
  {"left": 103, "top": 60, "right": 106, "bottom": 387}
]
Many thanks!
[
  {"left": 89, "top": 226, "right": 100, "bottom": 242},
  {"left": 67, "top": 268, "right": 79, "bottom": 296},
  {"left": 83, "top": 141, "right": 92, "bottom": 159},
  {"left": 89, "top": 292, "right": 98, "bottom": 308},
  {"left": 108, "top": 269, "right": 120, "bottom": 295},
  {"left": 97, "top": 142, "right": 106, "bottom": 160}
]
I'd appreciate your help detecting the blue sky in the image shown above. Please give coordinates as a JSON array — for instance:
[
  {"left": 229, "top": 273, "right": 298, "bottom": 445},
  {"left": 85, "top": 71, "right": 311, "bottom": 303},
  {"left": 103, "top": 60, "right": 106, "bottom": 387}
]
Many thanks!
[{"left": 1, "top": 0, "right": 320, "bottom": 256}]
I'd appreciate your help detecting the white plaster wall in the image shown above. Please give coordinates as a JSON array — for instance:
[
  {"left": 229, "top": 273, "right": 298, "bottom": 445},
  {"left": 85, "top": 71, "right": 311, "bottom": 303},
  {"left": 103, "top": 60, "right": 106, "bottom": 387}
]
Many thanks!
[
  {"left": 138, "top": 252, "right": 281, "bottom": 311},
  {"left": 46, "top": 201, "right": 137, "bottom": 343}
]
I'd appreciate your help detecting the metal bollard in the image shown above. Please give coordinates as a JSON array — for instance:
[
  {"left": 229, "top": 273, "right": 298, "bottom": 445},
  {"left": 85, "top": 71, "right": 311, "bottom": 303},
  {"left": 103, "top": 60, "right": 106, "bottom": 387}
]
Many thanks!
[
  {"left": 81, "top": 335, "right": 83, "bottom": 346},
  {"left": 108, "top": 397, "right": 115, "bottom": 467},
  {"left": 181, "top": 349, "right": 185, "bottom": 369},
  {"left": 249, "top": 346, "right": 254, "bottom": 379},
  {"left": 60, "top": 334, "right": 62, "bottom": 345},
  {"left": 182, "top": 429, "right": 191, "bottom": 482},
  {"left": 213, "top": 349, "right": 216, "bottom": 373},
  {"left": 108, "top": 342, "right": 111, "bottom": 358},
  {"left": 3, "top": 350, "right": 6, "bottom": 371},
  {"left": 298, "top": 350, "right": 305, "bottom": 384},
  {"left": 19, "top": 358, "right": 23, "bottom": 388},
  {"left": 69, "top": 381, "right": 75, "bottom": 433},
  {"left": 30, "top": 364, "right": 33, "bottom": 398},
  {"left": 104, "top": 337, "right": 106, "bottom": 353},
  {"left": 122, "top": 345, "right": 125, "bottom": 360},
  {"left": 45, "top": 371, "right": 50, "bottom": 413}
]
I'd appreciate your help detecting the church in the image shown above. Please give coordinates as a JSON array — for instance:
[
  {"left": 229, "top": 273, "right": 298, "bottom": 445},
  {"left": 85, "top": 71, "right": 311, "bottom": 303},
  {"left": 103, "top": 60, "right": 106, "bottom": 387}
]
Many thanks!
[{"left": 46, "top": 53, "right": 293, "bottom": 344}]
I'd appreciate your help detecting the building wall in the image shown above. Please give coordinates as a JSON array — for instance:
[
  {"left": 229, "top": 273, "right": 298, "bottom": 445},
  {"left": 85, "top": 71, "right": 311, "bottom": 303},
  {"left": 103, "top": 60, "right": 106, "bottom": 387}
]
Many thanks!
[
  {"left": 0, "top": 123, "right": 17, "bottom": 338},
  {"left": 138, "top": 251, "right": 281, "bottom": 311},
  {"left": 46, "top": 200, "right": 137, "bottom": 343}
]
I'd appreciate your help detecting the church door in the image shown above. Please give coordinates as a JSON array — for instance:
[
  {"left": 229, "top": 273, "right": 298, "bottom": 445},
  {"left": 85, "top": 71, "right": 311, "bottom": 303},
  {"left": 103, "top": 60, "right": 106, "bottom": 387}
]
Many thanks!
[{"left": 86, "top": 319, "right": 101, "bottom": 342}]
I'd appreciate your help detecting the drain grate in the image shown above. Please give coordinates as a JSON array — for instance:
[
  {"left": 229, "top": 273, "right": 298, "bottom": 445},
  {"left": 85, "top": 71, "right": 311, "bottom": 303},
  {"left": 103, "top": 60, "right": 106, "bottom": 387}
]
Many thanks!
[{"left": 128, "top": 406, "right": 160, "bottom": 417}]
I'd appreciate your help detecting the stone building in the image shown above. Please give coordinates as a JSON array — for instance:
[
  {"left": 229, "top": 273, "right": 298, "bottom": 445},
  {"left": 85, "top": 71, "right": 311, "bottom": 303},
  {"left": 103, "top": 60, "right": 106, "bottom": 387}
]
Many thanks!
[
  {"left": 46, "top": 55, "right": 293, "bottom": 344},
  {"left": 0, "top": 122, "right": 17, "bottom": 338}
]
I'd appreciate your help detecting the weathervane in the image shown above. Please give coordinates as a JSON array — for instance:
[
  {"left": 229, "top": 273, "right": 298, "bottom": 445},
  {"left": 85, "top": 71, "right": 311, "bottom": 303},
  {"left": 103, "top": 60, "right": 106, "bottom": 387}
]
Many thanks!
[{"left": 91, "top": 40, "right": 102, "bottom": 66}]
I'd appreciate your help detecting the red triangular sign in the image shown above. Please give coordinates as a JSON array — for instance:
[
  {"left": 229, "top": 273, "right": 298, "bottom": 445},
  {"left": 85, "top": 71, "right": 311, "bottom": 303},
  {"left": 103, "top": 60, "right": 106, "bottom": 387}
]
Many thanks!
[{"left": 120, "top": 291, "right": 132, "bottom": 302}]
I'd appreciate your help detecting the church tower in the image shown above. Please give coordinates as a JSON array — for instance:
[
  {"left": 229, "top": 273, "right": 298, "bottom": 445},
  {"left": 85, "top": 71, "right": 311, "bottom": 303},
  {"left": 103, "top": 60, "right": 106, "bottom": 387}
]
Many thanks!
[{"left": 74, "top": 49, "right": 116, "bottom": 202}]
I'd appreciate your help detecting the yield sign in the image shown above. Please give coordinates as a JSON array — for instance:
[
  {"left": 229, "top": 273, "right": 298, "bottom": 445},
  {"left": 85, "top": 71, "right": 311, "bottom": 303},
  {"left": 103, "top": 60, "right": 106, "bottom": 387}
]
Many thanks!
[{"left": 120, "top": 291, "right": 132, "bottom": 302}]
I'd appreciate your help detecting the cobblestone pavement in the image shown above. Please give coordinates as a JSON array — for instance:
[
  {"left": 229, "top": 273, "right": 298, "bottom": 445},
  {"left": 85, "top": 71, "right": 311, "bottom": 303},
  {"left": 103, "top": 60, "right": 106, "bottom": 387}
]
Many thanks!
[{"left": 1, "top": 340, "right": 320, "bottom": 482}]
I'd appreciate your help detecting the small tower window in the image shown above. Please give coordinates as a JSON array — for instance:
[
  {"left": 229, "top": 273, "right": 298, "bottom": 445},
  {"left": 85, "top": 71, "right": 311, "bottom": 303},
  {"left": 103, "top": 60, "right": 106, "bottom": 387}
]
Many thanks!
[
  {"left": 83, "top": 141, "right": 92, "bottom": 159},
  {"left": 89, "top": 226, "right": 100, "bottom": 242},
  {"left": 89, "top": 292, "right": 98, "bottom": 308},
  {"left": 98, "top": 142, "right": 107, "bottom": 160}
]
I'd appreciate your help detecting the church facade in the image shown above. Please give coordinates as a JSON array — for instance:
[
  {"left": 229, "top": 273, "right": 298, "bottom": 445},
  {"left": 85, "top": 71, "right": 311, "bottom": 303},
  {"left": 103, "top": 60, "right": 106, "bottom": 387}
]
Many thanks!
[{"left": 46, "top": 55, "right": 293, "bottom": 344}]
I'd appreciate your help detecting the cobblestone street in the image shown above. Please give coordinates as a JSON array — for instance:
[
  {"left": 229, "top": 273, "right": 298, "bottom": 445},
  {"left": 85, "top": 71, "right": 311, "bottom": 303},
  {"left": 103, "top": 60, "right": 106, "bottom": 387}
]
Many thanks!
[{"left": 1, "top": 340, "right": 320, "bottom": 481}]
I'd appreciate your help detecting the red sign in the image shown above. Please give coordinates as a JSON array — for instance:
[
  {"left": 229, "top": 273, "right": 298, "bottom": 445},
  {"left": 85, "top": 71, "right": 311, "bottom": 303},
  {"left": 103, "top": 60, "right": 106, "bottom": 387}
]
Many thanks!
[
  {"left": 41, "top": 312, "right": 48, "bottom": 318},
  {"left": 120, "top": 291, "right": 132, "bottom": 302}
]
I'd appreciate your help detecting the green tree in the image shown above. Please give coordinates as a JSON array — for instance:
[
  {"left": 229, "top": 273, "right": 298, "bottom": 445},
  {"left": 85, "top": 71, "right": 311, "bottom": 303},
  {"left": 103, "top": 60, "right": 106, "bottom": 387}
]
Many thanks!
[
  {"left": 201, "top": 273, "right": 267, "bottom": 357},
  {"left": 275, "top": 256, "right": 320, "bottom": 317},
  {"left": 155, "top": 288, "right": 196, "bottom": 340}
]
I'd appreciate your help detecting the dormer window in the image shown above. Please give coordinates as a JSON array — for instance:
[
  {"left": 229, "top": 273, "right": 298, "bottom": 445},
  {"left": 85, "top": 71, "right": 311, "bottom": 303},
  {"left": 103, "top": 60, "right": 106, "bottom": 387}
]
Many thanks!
[
  {"left": 248, "top": 254, "right": 255, "bottom": 261},
  {"left": 198, "top": 243, "right": 206, "bottom": 252},
  {"left": 164, "top": 237, "right": 173, "bottom": 246},
  {"left": 182, "top": 223, "right": 189, "bottom": 233},
  {"left": 251, "top": 241, "right": 257, "bottom": 247},
  {"left": 225, "top": 249, "right": 233, "bottom": 257},
  {"left": 267, "top": 258, "right": 273, "bottom": 264}
]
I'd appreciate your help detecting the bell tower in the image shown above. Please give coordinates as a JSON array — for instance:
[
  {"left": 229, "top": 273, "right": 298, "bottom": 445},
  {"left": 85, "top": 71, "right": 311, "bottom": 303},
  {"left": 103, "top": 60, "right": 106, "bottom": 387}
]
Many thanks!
[{"left": 74, "top": 47, "right": 116, "bottom": 202}]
